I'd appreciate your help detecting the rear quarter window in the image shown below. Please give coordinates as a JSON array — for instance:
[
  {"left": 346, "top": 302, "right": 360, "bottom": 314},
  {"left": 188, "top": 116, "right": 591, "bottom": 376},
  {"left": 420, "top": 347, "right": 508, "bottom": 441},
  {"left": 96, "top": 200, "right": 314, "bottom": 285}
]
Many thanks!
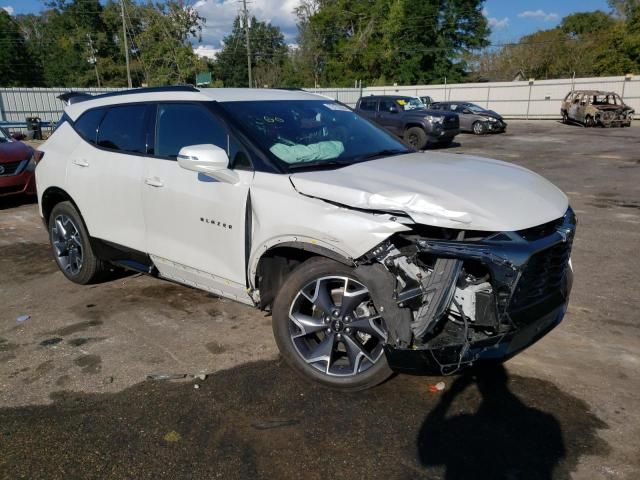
[
  {"left": 97, "top": 105, "right": 148, "bottom": 154},
  {"left": 74, "top": 108, "right": 105, "bottom": 144},
  {"left": 359, "top": 99, "right": 377, "bottom": 111}
]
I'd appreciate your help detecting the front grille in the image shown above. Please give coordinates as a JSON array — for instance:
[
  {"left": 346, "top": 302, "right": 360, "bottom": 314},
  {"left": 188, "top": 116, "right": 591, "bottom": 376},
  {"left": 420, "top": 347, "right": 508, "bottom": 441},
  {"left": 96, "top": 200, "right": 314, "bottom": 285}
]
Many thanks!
[
  {"left": 0, "top": 160, "right": 24, "bottom": 176},
  {"left": 509, "top": 241, "right": 571, "bottom": 313}
]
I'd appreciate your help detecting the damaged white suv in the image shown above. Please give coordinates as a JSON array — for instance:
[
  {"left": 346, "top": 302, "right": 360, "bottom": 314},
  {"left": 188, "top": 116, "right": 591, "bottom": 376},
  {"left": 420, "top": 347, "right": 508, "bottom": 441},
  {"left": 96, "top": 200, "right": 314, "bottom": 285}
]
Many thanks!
[{"left": 36, "top": 87, "right": 576, "bottom": 390}]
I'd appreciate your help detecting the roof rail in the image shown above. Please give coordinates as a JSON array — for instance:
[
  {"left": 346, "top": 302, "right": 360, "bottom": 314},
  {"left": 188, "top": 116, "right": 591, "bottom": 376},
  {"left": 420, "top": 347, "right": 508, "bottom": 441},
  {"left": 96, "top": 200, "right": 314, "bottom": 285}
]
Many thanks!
[{"left": 89, "top": 85, "right": 200, "bottom": 101}]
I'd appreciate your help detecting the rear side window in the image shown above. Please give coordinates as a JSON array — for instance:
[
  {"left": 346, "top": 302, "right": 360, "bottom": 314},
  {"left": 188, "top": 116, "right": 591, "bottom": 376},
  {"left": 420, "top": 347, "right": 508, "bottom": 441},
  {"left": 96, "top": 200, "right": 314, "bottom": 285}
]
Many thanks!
[
  {"left": 74, "top": 108, "right": 105, "bottom": 144},
  {"left": 97, "top": 105, "right": 148, "bottom": 153},
  {"left": 359, "top": 99, "right": 377, "bottom": 111},
  {"left": 155, "top": 103, "right": 228, "bottom": 159}
]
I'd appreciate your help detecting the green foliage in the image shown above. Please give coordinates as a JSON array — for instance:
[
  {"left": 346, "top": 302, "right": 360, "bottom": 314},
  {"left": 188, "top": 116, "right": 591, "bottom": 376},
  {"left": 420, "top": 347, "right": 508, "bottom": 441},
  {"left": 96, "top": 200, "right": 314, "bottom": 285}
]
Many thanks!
[
  {"left": 292, "top": 0, "right": 489, "bottom": 87},
  {"left": 474, "top": 8, "right": 640, "bottom": 80},
  {"left": 213, "top": 16, "right": 289, "bottom": 88},
  {"left": 0, "top": 11, "right": 41, "bottom": 86}
]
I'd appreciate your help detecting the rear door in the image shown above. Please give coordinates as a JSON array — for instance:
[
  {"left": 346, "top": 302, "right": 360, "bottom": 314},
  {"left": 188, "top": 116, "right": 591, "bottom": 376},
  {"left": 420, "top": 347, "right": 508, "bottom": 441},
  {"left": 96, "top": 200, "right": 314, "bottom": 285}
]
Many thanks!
[
  {"left": 65, "top": 104, "right": 151, "bottom": 251},
  {"left": 140, "top": 102, "right": 254, "bottom": 302},
  {"left": 357, "top": 97, "right": 378, "bottom": 121}
]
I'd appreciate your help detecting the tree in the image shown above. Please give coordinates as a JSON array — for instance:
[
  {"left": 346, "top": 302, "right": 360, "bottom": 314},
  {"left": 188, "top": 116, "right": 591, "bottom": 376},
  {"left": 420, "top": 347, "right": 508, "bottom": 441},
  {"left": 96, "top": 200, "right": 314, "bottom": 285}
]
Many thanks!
[
  {"left": 0, "top": 11, "right": 42, "bottom": 86},
  {"left": 213, "top": 16, "right": 288, "bottom": 87},
  {"left": 294, "top": 0, "right": 489, "bottom": 86}
]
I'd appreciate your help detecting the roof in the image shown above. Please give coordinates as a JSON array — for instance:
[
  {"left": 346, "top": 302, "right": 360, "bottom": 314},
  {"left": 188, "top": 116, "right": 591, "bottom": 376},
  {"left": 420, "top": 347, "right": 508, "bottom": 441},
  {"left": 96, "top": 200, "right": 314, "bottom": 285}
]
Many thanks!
[
  {"left": 571, "top": 90, "right": 617, "bottom": 95},
  {"left": 64, "top": 87, "right": 328, "bottom": 120}
]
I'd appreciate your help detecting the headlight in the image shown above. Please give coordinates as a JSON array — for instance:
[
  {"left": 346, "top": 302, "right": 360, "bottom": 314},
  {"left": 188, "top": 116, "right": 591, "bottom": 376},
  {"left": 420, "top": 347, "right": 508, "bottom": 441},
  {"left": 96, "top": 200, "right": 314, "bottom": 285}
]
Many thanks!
[
  {"left": 486, "top": 117, "right": 498, "bottom": 122},
  {"left": 426, "top": 115, "right": 444, "bottom": 124}
]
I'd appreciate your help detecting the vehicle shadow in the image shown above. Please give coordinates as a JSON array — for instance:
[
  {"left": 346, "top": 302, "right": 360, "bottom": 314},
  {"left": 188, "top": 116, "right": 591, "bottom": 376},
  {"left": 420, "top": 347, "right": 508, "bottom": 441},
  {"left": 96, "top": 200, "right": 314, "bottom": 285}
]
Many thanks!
[
  {"left": 0, "top": 194, "right": 37, "bottom": 211},
  {"left": 418, "top": 364, "right": 569, "bottom": 479}
]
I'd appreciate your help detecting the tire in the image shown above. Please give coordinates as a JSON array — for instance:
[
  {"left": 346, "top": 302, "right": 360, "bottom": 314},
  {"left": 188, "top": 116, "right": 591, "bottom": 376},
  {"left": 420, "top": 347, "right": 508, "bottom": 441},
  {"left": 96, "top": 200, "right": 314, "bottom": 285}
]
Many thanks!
[
  {"left": 404, "top": 126, "right": 428, "bottom": 150},
  {"left": 48, "top": 201, "right": 107, "bottom": 284},
  {"left": 561, "top": 111, "right": 569, "bottom": 124},
  {"left": 472, "top": 121, "right": 485, "bottom": 135},
  {"left": 272, "top": 257, "right": 393, "bottom": 391},
  {"left": 585, "top": 115, "right": 594, "bottom": 128}
]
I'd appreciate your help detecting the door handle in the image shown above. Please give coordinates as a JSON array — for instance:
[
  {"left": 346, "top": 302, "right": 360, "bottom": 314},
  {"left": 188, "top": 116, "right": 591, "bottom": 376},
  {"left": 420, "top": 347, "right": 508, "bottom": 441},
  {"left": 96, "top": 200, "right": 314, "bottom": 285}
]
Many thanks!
[
  {"left": 144, "top": 177, "right": 164, "bottom": 188},
  {"left": 72, "top": 159, "right": 89, "bottom": 167}
]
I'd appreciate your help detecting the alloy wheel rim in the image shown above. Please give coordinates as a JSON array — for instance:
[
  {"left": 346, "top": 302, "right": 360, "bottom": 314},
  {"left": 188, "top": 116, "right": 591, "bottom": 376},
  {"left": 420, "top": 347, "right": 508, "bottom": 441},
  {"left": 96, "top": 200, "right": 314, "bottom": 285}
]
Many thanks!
[
  {"left": 288, "top": 276, "right": 387, "bottom": 377},
  {"left": 51, "top": 214, "right": 83, "bottom": 276}
]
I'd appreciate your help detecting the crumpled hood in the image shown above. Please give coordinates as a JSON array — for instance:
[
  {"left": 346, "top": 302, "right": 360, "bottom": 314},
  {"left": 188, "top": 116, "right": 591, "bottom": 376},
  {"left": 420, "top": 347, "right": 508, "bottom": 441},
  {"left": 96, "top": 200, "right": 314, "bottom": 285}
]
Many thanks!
[{"left": 289, "top": 152, "right": 568, "bottom": 231}]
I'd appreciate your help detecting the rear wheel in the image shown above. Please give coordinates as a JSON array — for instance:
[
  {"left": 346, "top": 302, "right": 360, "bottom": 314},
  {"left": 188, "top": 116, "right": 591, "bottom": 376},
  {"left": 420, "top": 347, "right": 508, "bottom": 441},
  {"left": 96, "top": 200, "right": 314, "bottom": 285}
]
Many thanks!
[
  {"left": 405, "top": 126, "right": 428, "bottom": 150},
  {"left": 48, "top": 201, "right": 106, "bottom": 284},
  {"left": 472, "top": 121, "right": 485, "bottom": 135},
  {"left": 272, "top": 257, "right": 392, "bottom": 391}
]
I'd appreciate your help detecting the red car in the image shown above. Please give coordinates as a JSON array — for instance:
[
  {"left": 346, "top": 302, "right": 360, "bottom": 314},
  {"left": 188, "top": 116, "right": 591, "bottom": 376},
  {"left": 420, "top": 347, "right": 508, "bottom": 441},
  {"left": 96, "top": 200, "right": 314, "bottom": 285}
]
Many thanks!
[{"left": 0, "top": 126, "right": 36, "bottom": 197}]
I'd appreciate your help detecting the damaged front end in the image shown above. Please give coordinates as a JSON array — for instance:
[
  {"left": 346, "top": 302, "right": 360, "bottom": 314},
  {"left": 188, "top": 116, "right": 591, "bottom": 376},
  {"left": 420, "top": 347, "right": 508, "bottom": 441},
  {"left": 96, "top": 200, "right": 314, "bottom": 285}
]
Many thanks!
[{"left": 355, "top": 208, "right": 576, "bottom": 374}]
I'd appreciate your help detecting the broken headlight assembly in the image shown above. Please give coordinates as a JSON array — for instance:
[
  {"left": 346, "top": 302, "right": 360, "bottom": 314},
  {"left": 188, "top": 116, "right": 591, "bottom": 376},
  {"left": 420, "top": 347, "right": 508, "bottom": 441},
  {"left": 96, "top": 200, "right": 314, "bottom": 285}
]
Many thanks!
[{"left": 356, "top": 208, "right": 576, "bottom": 375}]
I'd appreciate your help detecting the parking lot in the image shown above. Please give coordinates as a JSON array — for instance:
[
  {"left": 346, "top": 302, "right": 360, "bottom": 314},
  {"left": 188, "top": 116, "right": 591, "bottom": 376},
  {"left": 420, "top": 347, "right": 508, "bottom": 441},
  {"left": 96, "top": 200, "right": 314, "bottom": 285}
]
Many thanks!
[{"left": 1, "top": 121, "right": 639, "bottom": 479}]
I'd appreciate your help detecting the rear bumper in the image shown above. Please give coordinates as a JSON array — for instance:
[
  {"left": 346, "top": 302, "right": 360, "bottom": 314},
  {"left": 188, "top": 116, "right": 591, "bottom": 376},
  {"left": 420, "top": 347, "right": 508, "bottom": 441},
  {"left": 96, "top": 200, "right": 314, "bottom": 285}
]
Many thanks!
[
  {"left": 385, "top": 302, "right": 565, "bottom": 374},
  {"left": 0, "top": 170, "right": 36, "bottom": 197}
]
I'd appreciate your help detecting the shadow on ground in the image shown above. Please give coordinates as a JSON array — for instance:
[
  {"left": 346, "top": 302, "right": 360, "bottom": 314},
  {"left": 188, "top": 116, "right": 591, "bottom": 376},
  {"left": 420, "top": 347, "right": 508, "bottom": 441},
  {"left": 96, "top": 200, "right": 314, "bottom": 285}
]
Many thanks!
[{"left": 0, "top": 361, "right": 609, "bottom": 480}]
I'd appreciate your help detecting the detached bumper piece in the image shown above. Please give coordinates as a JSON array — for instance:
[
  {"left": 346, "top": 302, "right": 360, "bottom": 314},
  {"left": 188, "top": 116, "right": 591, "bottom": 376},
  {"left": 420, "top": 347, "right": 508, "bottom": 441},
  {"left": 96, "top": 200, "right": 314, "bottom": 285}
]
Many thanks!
[{"left": 374, "top": 208, "right": 576, "bottom": 375}]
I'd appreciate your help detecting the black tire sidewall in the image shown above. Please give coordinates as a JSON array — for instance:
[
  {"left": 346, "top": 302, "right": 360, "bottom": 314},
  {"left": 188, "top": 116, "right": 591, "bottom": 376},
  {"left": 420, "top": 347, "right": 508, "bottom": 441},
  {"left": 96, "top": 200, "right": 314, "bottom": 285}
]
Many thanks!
[
  {"left": 405, "top": 127, "right": 428, "bottom": 150},
  {"left": 272, "top": 257, "right": 393, "bottom": 391},
  {"left": 48, "top": 201, "right": 101, "bottom": 284}
]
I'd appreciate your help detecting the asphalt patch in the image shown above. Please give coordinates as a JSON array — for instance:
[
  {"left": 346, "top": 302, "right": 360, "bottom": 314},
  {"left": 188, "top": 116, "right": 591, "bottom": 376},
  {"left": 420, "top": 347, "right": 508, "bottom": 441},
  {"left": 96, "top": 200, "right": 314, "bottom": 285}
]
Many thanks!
[
  {"left": 0, "top": 361, "right": 610, "bottom": 480},
  {"left": 0, "top": 242, "right": 56, "bottom": 282},
  {"left": 73, "top": 355, "right": 102, "bottom": 374},
  {"left": 49, "top": 320, "right": 103, "bottom": 337},
  {"left": 39, "top": 337, "right": 63, "bottom": 347}
]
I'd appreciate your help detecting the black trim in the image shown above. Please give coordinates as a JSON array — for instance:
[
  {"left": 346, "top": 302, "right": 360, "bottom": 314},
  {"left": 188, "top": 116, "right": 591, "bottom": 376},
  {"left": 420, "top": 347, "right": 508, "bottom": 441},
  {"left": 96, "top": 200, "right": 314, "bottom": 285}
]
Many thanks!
[
  {"left": 90, "top": 238, "right": 155, "bottom": 274},
  {"left": 244, "top": 191, "right": 252, "bottom": 287}
]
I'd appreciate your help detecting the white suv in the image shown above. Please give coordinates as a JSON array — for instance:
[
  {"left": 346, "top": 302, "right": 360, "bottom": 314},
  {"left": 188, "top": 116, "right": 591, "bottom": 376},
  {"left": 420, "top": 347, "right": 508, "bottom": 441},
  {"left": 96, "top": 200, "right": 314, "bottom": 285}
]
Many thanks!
[{"left": 36, "top": 87, "right": 576, "bottom": 390}]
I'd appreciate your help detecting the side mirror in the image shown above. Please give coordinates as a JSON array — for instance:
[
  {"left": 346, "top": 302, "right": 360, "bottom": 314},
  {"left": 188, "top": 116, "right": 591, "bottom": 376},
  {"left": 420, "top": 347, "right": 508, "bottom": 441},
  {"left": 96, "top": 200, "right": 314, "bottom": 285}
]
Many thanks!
[
  {"left": 177, "top": 144, "right": 239, "bottom": 184},
  {"left": 462, "top": 109, "right": 471, "bottom": 114}
]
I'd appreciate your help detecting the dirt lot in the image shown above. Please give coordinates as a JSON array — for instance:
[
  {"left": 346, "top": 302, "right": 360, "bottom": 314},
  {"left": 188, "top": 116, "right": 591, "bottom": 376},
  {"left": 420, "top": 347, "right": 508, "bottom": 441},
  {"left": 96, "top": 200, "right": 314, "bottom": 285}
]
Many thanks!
[{"left": 0, "top": 121, "right": 639, "bottom": 479}]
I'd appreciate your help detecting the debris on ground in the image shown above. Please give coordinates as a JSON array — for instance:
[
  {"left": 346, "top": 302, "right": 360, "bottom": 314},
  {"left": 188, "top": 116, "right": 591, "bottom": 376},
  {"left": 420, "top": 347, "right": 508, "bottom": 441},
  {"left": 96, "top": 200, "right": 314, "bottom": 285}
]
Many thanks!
[
  {"left": 163, "top": 431, "right": 181, "bottom": 442},
  {"left": 16, "top": 315, "right": 30, "bottom": 323},
  {"left": 428, "top": 381, "right": 446, "bottom": 393},
  {"left": 251, "top": 419, "right": 301, "bottom": 430},
  {"left": 146, "top": 373, "right": 187, "bottom": 381}
]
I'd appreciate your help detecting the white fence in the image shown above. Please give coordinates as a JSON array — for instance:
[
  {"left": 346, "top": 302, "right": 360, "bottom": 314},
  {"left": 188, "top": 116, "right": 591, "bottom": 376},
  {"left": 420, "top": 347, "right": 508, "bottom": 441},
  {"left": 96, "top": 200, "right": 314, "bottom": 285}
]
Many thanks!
[
  {"left": 308, "top": 75, "right": 640, "bottom": 119},
  {"left": 0, "top": 87, "right": 122, "bottom": 124},
  {"left": 1, "top": 76, "right": 638, "bottom": 123}
]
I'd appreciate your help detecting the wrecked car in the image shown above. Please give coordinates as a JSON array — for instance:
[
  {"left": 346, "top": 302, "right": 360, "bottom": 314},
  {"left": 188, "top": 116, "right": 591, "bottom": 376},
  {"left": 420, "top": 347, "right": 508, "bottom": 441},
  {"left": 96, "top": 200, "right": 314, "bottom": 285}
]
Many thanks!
[
  {"left": 36, "top": 87, "right": 576, "bottom": 391},
  {"left": 561, "top": 90, "right": 634, "bottom": 127},
  {"left": 0, "top": 126, "right": 36, "bottom": 198},
  {"left": 430, "top": 101, "right": 507, "bottom": 135}
]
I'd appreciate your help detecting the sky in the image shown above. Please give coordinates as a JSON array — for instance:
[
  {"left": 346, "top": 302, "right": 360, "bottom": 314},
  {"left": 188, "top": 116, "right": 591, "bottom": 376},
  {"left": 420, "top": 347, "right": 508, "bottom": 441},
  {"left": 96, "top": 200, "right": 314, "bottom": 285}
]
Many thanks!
[{"left": 2, "top": 0, "right": 614, "bottom": 59}]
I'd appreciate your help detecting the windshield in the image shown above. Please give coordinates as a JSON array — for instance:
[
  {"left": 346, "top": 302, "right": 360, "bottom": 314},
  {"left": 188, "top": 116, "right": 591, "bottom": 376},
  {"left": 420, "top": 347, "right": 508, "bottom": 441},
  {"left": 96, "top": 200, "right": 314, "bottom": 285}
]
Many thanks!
[
  {"left": 463, "top": 103, "right": 486, "bottom": 113},
  {"left": 397, "top": 97, "right": 426, "bottom": 111},
  {"left": 219, "top": 100, "right": 410, "bottom": 171}
]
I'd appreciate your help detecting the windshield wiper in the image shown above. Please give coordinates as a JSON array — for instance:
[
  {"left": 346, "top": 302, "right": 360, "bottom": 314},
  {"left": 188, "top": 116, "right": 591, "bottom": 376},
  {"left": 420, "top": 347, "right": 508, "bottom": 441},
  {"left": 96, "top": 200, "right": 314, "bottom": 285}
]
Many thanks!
[
  {"left": 287, "top": 160, "right": 350, "bottom": 172},
  {"left": 354, "top": 149, "right": 409, "bottom": 162}
]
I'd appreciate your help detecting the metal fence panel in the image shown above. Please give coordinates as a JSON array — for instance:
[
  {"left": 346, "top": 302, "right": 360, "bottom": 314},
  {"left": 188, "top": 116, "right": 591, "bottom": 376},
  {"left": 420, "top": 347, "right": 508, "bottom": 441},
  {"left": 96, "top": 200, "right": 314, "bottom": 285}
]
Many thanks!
[{"left": 307, "top": 75, "right": 639, "bottom": 119}]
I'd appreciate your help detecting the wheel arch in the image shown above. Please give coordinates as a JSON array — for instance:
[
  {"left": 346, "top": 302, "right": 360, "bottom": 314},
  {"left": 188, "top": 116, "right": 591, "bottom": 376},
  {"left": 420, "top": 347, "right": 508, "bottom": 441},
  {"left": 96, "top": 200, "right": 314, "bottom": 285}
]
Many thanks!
[
  {"left": 251, "top": 240, "right": 354, "bottom": 310},
  {"left": 403, "top": 122, "right": 427, "bottom": 133},
  {"left": 41, "top": 187, "right": 83, "bottom": 226}
]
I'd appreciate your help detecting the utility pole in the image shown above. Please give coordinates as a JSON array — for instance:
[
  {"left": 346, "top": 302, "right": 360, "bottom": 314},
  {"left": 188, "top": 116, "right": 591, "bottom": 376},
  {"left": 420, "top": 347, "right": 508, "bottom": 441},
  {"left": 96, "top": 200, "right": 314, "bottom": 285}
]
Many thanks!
[
  {"left": 86, "top": 33, "right": 101, "bottom": 87},
  {"left": 242, "top": 0, "right": 252, "bottom": 88},
  {"left": 120, "top": 0, "right": 132, "bottom": 88}
]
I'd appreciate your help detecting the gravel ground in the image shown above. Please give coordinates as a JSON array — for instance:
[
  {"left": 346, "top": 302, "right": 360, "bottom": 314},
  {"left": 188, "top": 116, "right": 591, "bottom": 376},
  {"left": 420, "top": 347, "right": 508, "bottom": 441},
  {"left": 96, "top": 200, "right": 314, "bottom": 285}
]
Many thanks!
[{"left": 0, "top": 121, "right": 639, "bottom": 479}]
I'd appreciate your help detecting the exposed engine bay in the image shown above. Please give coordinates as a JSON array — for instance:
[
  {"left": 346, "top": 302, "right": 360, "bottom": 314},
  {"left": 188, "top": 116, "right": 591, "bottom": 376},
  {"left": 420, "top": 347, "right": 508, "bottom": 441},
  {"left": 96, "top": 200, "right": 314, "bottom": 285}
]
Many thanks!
[{"left": 354, "top": 208, "right": 576, "bottom": 374}]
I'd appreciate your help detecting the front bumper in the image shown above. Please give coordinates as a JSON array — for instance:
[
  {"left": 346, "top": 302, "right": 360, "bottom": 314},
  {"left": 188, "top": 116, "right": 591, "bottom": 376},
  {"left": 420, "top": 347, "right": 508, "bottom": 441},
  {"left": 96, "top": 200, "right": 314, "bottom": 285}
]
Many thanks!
[
  {"left": 428, "top": 125, "right": 459, "bottom": 143},
  {"left": 485, "top": 120, "right": 507, "bottom": 132},
  {"left": 381, "top": 207, "right": 576, "bottom": 374},
  {"left": 385, "top": 302, "right": 565, "bottom": 373},
  {"left": 0, "top": 167, "right": 35, "bottom": 197}
]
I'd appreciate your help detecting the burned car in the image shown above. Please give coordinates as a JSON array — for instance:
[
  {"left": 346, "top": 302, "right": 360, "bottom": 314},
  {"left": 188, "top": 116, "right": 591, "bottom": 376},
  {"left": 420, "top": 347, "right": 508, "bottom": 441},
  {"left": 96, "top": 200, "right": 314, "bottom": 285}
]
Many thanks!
[{"left": 561, "top": 90, "right": 634, "bottom": 127}]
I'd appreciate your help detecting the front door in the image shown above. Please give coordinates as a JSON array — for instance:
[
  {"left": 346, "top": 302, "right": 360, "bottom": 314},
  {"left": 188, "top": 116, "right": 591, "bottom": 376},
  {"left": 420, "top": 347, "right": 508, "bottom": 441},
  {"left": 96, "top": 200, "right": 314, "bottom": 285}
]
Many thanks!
[
  {"left": 141, "top": 103, "right": 254, "bottom": 303},
  {"left": 376, "top": 99, "right": 403, "bottom": 135}
]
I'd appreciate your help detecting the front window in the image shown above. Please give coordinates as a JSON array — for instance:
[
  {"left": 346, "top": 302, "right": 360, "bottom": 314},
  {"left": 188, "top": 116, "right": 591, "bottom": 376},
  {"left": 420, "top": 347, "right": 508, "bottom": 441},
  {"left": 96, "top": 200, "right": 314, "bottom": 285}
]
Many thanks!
[
  {"left": 463, "top": 103, "right": 486, "bottom": 113},
  {"left": 218, "top": 100, "right": 410, "bottom": 171},
  {"left": 396, "top": 97, "right": 425, "bottom": 110}
]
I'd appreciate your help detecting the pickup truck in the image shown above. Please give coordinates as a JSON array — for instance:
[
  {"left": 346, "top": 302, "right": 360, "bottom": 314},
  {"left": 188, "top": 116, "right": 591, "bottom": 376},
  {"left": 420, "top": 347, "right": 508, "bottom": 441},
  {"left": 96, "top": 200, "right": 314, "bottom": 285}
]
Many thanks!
[{"left": 355, "top": 95, "right": 459, "bottom": 150}]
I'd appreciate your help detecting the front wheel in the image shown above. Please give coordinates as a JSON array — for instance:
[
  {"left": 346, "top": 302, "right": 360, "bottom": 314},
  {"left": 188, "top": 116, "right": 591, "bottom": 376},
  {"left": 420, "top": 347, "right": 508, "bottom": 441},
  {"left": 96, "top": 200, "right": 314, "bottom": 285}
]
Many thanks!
[
  {"left": 272, "top": 257, "right": 392, "bottom": 391},
  {"left": 404, "top": 126, "right": 428, "bottom": 150},
  {"left": 562, "top": 111, "right": 569, "bottom": 124},
  {"left": 585, "top": 115, "right": 595, "bottom": 128},
  {"left": 472, "top": 121, "right": 485, "bottom": 135}
]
